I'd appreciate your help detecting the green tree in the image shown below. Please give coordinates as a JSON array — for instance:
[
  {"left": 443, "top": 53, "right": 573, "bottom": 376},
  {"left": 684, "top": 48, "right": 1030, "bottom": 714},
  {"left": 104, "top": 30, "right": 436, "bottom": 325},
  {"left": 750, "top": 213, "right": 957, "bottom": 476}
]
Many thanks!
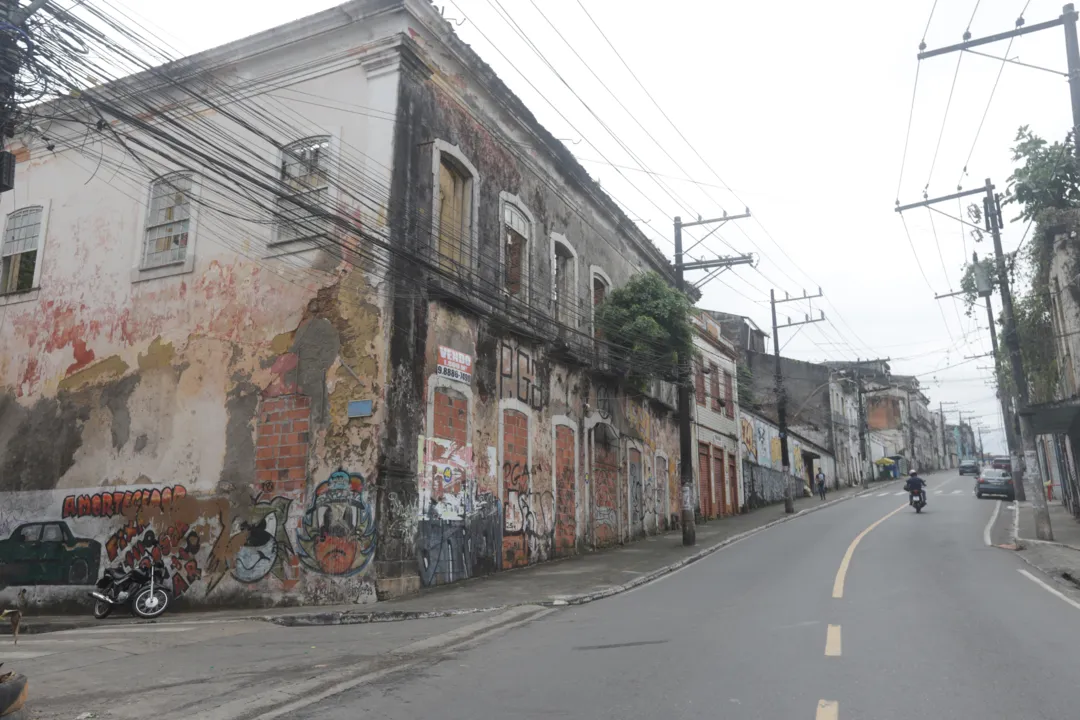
[
  {"left": 1006, "top": 126, "right": 1080, "bottom": 223},
  {"left": 594, "top": 271, "right": 694, "bottom": 389}
]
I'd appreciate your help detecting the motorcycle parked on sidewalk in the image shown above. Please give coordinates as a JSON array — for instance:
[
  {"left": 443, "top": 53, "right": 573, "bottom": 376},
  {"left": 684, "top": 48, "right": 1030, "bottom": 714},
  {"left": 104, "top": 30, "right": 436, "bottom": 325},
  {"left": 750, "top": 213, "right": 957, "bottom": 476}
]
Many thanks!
[
  {"left": 909, "top": 488, "right": 927, "bottom": 513},
  {"left": 89, "top": 531, "right": 172, "bottom": 620}
]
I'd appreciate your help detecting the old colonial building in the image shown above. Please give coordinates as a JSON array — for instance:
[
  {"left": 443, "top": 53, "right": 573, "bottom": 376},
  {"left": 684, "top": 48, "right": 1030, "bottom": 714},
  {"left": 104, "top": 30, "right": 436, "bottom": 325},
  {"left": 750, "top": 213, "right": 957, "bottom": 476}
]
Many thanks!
[
  {"left": 0, "top": 0, "right": 686, "bottom": 609},
  {"left": 691, "top": 312, "right": 742, "bottom": 518}
]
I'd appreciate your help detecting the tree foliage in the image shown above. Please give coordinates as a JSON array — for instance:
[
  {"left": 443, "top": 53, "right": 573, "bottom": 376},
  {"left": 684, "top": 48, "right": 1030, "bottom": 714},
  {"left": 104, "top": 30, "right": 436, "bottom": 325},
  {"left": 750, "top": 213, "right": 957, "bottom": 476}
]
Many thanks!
[
  {"left": 594, "top": 271, "right": 694, "bottom": 389},
  {"left": 1006, "top": 126, "right": 1080, "bottom": 223},
  {"left": 953, "top": 127, "right": 1071, "bottom": 406}
]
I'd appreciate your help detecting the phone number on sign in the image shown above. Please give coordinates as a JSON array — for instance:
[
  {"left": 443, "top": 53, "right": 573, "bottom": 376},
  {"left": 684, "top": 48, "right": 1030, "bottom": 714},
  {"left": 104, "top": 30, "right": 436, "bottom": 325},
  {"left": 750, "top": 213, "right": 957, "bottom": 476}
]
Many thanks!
[{"left": 437, "top": 365, "right": 471, "bottom": 383}]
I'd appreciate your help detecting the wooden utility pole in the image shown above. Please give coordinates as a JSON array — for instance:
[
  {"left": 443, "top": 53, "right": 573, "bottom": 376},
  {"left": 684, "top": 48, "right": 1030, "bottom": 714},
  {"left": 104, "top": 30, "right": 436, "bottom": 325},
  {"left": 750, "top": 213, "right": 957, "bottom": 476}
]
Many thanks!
[{"left": 771, "top": 289, "right": 824, "bottom": 513}]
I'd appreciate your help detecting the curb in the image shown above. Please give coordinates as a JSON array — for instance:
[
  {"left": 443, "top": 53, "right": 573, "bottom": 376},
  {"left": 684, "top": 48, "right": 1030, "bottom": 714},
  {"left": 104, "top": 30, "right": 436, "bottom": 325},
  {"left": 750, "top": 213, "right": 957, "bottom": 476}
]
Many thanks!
[
  {"left": 541, "top": 483, "right": 887, "bottom": 607},
  {"left": 264, "top": 605, "right": 505, "bottom": 627}
]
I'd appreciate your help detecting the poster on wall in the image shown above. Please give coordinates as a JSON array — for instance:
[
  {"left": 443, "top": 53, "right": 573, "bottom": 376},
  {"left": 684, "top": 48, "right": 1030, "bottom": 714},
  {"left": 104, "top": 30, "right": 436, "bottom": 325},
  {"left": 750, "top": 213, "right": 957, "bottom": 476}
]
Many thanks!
[{"left": 436, "top": 346, "right": 473, "bottom": 384}]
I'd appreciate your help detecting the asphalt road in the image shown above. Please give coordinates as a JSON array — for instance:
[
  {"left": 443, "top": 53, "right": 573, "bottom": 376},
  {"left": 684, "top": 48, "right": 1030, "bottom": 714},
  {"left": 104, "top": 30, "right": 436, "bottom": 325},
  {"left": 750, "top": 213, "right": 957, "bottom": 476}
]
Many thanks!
[{"left": 293, "top": 470, "right": 1080, "bottom": 720}]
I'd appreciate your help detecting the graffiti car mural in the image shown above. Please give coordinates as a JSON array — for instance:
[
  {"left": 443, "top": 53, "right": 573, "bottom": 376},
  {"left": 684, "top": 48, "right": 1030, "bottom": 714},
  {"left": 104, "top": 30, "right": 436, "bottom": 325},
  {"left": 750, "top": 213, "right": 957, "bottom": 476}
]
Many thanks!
[
  {"left": 0, "top": 521, "right": 102, "bottom": 589},
  {"left": 296, "top": 470, "right": 376, "bottom": 576}
]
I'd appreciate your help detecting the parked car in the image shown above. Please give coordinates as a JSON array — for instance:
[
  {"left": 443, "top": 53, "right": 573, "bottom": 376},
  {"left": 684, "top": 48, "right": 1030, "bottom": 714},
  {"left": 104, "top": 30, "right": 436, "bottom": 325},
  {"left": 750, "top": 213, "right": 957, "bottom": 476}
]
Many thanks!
[
  {"left": 991, "top": 455, "right": 1012, "bottom": 472},
  {"left": 959, "top": 458, "right": 980, "bottom": 476},
  {"left": 975, "top": 468, "right": 1015, "bottom": 501},
  {"left": 0, "top": 521, "right": 102, "bottom": 589}
]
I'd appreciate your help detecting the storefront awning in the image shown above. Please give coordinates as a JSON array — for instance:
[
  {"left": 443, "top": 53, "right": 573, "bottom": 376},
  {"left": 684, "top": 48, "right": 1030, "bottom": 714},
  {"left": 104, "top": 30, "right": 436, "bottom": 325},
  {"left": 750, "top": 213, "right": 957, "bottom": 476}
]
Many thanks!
[{"left": 874, "top": 457, "right": 896, "bottom": 466}]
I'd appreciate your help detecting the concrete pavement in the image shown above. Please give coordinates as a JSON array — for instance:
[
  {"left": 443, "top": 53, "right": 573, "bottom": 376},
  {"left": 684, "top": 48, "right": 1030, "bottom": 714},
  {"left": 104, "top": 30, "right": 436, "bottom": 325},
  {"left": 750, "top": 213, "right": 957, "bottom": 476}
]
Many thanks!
[
  {"left": 15, "top": 470, "right": 1075, "bottom": 719},
  {"left": 289, "top": 469, "right": 1080, "bottom": 720}
]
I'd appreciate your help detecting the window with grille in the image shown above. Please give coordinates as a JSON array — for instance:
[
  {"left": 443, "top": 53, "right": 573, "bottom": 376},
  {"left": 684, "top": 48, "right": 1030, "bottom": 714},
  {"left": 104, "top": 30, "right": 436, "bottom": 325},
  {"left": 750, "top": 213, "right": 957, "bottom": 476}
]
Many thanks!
[
  {"left": 437, "top": 157, "right": 471, "bottom": 273},
  {"left": 504, "top": 204, "right": 528, "bottom": 298},
  {"left": 274, "top": 136, "right": 331, "bottom": 246},
  {"left": 1, "top": 206, "right": 43, "bottom": 295},
  {"left": 143, "top": 173, "right": 192, "bottom": 269}
]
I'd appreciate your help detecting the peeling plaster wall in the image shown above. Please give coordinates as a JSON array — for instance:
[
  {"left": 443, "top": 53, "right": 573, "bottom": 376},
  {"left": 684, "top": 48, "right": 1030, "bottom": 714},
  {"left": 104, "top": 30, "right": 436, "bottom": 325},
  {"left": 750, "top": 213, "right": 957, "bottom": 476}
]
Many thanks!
[
  {"left": 376, "top": 5, "right": 684, "bottom": 594},
  {"left": 0, "top": 1, "right": 401, "bottom": 610}
]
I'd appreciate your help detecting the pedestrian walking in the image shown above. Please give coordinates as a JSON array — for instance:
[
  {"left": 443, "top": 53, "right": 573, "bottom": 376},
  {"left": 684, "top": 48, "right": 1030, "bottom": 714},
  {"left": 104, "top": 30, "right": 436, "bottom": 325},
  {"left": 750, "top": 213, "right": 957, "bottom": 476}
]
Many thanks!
[{"left": 816, "top": 469, "right": 827, "bottom": 500}]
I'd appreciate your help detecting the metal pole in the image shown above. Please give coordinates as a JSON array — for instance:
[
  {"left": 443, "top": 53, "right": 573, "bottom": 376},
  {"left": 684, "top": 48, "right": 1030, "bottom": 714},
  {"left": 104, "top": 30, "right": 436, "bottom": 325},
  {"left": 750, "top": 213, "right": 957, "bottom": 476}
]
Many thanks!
[
  {"left": 1063, "top": 3, "right": 1080, "bottom": 157},
  {"left": 772, "top": 290, "right": 794, "bottom": 513},
  {"left": 939, "top": 402, "right": 948, "bottom": 470},
  {"left": 674, "top": 216, "right": 696, "bottom": 546},
  {"left": 858, "top": 370, "right": 868, "bottom": 488},
  {"left": 976, "top": 256, "right": 1025, "bottom": 500},
  {"left": 984, "top": 179, "right": 1054, "bottom": 539}
]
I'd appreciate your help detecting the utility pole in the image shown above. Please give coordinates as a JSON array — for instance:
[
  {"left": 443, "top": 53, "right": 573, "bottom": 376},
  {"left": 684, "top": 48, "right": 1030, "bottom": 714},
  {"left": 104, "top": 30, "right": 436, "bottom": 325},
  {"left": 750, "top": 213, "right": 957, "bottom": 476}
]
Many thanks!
[
  {"left": 771, "top": 288, "right": 825, "bottom": 512},
  {"left": 855, "top": 368, "right": 869, "bottom": 488},
  {"left": 939, "top": 401, "right": 958, "bottom": 470},
  {"left": 918, "top": 4, "right": 1080, "bottom": 160},
  {"left": 674, "top": 212, "right": 752, "bottom": 546},
  {"left": 972, "top": 252, "right": 1025, "bottom": 500},
  {"left": 896, "top": 180, "right": 1053, "bottom": 539}
]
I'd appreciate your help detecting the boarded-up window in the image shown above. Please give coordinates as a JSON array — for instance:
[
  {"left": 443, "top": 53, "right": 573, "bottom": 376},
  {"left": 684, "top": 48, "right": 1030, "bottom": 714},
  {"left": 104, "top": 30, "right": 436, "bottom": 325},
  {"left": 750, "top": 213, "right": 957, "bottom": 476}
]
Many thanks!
[
  {"left": 710, "top": 362, "right": 721, "bottom": 411},
  {"left": 695, "top": 363, "right": 706, "bottom": 406},
  {"left": 724, "top": 370, "right": 734, "bottom": 418},
  {"left": 504, "top": 204, "right": 528, "bottom": 297},
  {"left": 438, "top": 157, "right": 470, "bottom": 273}
]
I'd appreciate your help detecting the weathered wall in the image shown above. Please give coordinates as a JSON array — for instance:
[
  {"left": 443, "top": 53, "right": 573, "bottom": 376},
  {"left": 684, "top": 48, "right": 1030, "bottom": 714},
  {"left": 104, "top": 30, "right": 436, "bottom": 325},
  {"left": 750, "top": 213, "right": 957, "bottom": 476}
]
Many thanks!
[
  {"left": 375, "top": 13, "right": 684, "bottom": 594},
  {"left": 738, "top": 409, "right": 835, "bottom": 501},
  {"left": 692, "top": 323, "right": 742, "bottom": 516},
  {"left": 0, "top": 3, "right": 402, "bottom": 609}
]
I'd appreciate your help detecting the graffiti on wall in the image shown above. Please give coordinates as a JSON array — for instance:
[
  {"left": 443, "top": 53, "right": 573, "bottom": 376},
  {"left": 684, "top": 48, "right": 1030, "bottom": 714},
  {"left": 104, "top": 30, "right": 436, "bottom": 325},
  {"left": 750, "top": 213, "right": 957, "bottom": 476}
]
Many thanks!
[
  {"left": 592, "top": 438, "right": 619, "bottom": 547},
  {"left": 107, "top": 520, "right": 204, "bottom": 597},
  {"left": 741, "top": 418, "right": 757, "bottom": 463},
  {"left": 0, "top": 520, "right": 101, "bottom": 588},
  {"left": 503, "top": 462, "right": 555, "bottom": 563},
  {"left": 230, "top": 495, "right": 294, "bottom": 584},
  {"left": 500, "top": 342, "right": 544, "bottom": 409},
  {"left": 417, "top": 437, "right": 501, "bottom": 586},
  {"left": 296, "top": 470, "right": 376, "bottom": 577},
  {"left": 63, "top": 485, "right": 187, "bottom": 520},
  {"left": 629, "top": 449, "right": 644, "bottom": 538}
]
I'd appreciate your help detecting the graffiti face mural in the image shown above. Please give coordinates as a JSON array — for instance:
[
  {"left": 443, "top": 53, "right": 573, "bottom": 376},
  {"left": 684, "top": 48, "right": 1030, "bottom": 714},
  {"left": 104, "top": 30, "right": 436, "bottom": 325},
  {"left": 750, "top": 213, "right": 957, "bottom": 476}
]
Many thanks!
[
  {"left": 232, "top": 496, "right": 293, "bottom": 584},
  {"left": 296, "top": 471, "right": 376, "bottom": 577}
]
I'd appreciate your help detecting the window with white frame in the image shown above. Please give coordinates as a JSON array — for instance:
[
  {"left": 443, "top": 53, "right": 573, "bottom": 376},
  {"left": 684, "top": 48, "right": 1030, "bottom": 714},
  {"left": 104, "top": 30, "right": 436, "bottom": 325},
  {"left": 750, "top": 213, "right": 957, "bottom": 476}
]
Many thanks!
[
  {"left": 274, "top": 136, "right": 331, "bottom": 246},
  {"left": 503, "top": 203, "right": 529, "bottom": 298},
  {"left": 1, "top": 206, "right": 43, "bottom": 295},
  {"left": 143, "top": 172, "right": 193, "bottom": 269}
]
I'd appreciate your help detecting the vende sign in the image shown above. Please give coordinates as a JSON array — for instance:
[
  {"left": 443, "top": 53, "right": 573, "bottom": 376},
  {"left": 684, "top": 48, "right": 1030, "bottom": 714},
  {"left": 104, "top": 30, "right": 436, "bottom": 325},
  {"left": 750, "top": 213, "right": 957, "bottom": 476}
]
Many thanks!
[{"left": 436, "top": 346, "right": 472, "bottom": 384}]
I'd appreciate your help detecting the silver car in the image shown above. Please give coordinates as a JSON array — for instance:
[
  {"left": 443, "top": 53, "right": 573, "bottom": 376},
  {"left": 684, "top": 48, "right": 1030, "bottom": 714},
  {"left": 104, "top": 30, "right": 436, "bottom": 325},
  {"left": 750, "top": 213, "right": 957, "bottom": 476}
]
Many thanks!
[{"left": 975, "top": 468, "right": 1014, "bottom": 501}]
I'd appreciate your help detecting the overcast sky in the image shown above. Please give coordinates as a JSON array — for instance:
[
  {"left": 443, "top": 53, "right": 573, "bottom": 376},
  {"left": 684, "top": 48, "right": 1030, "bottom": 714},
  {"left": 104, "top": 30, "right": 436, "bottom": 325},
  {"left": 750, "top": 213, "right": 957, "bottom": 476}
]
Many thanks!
[{"left": 113, "top": 0, "right": 1078, "bottom": 453}]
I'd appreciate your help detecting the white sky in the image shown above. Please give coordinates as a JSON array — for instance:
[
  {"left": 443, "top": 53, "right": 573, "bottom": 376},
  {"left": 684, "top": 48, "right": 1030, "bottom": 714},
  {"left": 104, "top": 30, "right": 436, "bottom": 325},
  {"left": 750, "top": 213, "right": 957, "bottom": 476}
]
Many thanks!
[{"left": 112, "top": 0, "right": 1078, "bottom": 454}]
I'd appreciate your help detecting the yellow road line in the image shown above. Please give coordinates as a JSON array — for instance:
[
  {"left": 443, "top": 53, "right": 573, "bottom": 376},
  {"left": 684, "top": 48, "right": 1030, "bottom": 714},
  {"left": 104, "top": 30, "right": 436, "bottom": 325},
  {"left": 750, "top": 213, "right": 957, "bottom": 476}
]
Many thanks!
[
  {"left": 825, "top": 624, "right": 841, "bottom": 656},
  {"left": 817, "top": 699, "right": 839, "bottom": 719},
  {"left": 832, "top": 504, "right": 907, "bottom": 599}
]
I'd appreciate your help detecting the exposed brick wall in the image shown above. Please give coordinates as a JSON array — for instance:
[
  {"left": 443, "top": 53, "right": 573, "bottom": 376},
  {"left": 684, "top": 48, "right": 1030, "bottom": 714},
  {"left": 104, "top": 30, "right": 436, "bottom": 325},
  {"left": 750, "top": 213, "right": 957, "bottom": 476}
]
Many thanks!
[
  {"left": 593, "top": 437, "right": 619, "bottom": 547},
  {"left": 554, "top": 425, "right": 576, "bottom": 556},
  {"left": 255, "top": 395, "right": 311, "bottom": 495},
  {"left": 433, "top": 389, "right": 468, "bottom": 444},
  {"left": 502, "top": 408, "right": 529, "bottom": 568}
]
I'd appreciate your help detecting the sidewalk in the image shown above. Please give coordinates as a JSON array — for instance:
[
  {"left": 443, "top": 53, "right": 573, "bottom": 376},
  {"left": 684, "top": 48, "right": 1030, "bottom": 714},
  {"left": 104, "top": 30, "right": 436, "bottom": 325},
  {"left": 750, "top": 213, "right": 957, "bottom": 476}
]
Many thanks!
[
  {"left": 1012, "top": 496, "right": 1080, "bottom": 590},
  {"left": 3, "top": 480, "right": 889, "bottom": 635}
]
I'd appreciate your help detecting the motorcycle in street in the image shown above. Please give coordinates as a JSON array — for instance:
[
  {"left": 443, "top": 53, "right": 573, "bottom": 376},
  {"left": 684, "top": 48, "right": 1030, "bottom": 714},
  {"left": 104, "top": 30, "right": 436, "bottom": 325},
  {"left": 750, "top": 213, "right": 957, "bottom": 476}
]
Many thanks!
[
  {"left": 89, "top": 531, "right": 172, "bottom": 619},
  {"left": 909, "top": 488, "right": 927, "bottom": 513}
]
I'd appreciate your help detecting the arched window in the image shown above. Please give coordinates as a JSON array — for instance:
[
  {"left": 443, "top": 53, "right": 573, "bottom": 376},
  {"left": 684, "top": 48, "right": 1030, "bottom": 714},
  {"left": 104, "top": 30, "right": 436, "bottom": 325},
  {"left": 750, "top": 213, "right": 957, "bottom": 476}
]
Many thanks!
[
  {"left": 143, "top": 172, "right": 193, "bottom": 269},
  {"left": 503, "top": 203, "right": 529, "bottom": 297}
]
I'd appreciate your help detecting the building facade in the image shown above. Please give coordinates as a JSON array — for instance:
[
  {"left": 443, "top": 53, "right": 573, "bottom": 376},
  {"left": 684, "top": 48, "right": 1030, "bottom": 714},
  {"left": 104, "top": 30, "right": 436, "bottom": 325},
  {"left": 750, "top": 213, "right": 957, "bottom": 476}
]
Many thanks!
[
  {"left": 0, "top": 1, "right": 689, "bottom": 609},
  {"left": 691, "top": 312, "right": 742, "bottom": 518}
]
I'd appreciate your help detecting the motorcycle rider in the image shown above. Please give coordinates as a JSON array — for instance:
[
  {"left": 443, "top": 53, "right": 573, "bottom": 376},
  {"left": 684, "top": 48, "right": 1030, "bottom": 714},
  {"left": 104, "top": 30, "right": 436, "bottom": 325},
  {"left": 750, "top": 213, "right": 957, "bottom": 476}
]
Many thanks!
[{"left": 904, "top": 470, "right": 927, "bottom": 504}]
